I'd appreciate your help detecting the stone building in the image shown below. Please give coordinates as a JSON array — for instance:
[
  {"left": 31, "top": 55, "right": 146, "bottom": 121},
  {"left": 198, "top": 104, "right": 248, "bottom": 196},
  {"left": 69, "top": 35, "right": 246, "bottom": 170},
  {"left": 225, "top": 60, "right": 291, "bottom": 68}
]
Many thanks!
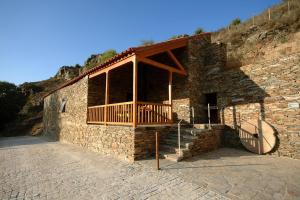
[{"left": 43, "top": 33, "right": 300, "bottom": 161}]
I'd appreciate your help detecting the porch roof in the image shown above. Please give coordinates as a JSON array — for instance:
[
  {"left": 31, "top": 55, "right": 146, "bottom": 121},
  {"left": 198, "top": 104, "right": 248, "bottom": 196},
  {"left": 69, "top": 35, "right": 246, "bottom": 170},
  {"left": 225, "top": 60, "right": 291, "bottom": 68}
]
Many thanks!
[{"left": 44, "top": 33, "right": 211, "bottom": 98}]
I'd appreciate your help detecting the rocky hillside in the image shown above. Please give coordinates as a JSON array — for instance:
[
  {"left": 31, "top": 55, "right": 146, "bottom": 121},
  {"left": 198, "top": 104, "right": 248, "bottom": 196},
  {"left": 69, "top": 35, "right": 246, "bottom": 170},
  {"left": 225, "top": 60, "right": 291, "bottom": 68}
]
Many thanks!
[
  {"left": 0, "top": 66, "right": 81, "bottom": 137},
  {"left": 212, "top": 0, "right": 300, "bottom": 68}
]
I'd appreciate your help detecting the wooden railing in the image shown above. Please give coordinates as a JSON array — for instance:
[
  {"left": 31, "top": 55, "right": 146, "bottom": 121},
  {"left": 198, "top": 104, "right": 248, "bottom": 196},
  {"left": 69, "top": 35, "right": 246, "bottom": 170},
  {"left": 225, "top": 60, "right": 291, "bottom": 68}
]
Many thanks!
[
  {"left": 106, "top": 102, "right": 133, "bottom": 124},
  {"left": 137, "top": 102, "right": 172, "bottom": 124},
  {"left": 87, "top": 105, "right": 105, "bottom": 123},
  {"left": 87, "top": 101, "right": 172, "bottom": 126}
]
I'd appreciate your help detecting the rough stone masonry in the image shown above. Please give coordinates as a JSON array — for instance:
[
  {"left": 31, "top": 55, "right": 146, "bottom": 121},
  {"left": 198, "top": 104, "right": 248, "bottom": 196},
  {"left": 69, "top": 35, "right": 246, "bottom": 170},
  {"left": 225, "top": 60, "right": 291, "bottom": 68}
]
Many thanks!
[{"left": 43, "top": 33, "right": 300, "bottom": 160}]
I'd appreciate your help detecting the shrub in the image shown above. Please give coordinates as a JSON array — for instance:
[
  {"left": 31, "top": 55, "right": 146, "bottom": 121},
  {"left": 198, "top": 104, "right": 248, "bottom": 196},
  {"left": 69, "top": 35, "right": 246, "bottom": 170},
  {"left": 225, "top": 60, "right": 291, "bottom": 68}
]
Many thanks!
[
  {"left": 194, "top": 27, "right": 204, "bottom": 35},
  {"left": 100, "top": 49, "right": 117, "bottom": 63},
  {"left": 140, "top": 40, "right": 155, "bottom": 46},
  {"left": 169, "top": 34, "right": 189, "bottom": 39},
  {"left": 231, "top": 18, "right": 242, "bottom": 26},
  {"left": 0, "top": 82, "right": 26, "bottom": 130},
  {"left": 84, "top": 49, "right": 117, "bottom": 69}
]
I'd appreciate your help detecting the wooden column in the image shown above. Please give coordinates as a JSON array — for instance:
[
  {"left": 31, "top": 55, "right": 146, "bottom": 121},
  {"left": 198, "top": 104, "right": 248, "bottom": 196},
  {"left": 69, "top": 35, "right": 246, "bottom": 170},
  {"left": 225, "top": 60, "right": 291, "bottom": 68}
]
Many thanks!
[
  {"left": 168, "top": 71, "right": 173, "bottom": 122},
  {"left": 104, "top": 71, "right": 110, "bottom": 124},
  {"left": 133, "top": 57, "right": 138, "bottom": 127}
]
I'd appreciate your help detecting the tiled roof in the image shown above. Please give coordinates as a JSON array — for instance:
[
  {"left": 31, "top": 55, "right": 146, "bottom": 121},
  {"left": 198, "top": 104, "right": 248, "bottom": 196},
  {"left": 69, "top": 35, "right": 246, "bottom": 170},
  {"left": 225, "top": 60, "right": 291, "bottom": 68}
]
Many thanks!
[{"left": 43, "top": 33, "right": 210, "bottom": 98}]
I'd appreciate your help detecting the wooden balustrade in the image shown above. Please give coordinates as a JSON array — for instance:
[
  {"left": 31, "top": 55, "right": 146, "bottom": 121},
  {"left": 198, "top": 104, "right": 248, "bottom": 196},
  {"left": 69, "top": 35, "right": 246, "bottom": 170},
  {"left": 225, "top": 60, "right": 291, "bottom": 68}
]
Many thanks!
[
  {"left": 106, "top": 102, "right": 133, "bottom": 124},
  {"left": 87, "top": 105, "right": 105, "bottom": 123},
  {"left": 87, "top": 101, "right": 172, "bottom": 125},
  {"left": 137, "top": 102, "right": 172, "bottom": 124}
]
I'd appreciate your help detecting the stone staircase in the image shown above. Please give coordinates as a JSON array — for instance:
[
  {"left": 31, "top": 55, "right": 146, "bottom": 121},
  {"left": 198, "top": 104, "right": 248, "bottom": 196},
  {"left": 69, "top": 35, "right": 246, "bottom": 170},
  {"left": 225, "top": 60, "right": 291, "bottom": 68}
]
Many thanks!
[{"left": 160, "top": 125, "right": 207, "bottom": 162}]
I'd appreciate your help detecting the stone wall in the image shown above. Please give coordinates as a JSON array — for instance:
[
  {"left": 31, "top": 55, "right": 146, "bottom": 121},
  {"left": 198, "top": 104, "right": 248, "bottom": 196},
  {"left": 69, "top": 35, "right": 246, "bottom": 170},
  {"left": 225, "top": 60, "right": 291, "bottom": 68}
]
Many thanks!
[
  {"left": 43, "top": 34, "right": 229, "bottom": 161},
  {"left": 43, "top": 77, "right": 136, "bottom": 161},
  {"left": 134, "top": 126, "right": 173, "bottom": 159},
  {"left": 189, "top": 126, "right": 224, "bottom": 157},
  {"left": 220, "top": 53, "right": 300, "bottom": 159},
  {"left": 198, "top": 51, "right": 300, "bottom": 159},
  {"left": 44, "top": 33, "right": 299, "bottom": 160}
]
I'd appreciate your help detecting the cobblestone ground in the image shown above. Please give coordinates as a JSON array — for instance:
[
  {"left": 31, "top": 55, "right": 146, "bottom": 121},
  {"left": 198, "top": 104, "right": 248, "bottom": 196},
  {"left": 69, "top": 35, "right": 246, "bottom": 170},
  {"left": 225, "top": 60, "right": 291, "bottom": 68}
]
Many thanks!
[
  {"left": 142, "top": 148, "right": 300, "bottom": 200},
  {"left": 0, "top": 136, "right": 228, "bottom": 200}
]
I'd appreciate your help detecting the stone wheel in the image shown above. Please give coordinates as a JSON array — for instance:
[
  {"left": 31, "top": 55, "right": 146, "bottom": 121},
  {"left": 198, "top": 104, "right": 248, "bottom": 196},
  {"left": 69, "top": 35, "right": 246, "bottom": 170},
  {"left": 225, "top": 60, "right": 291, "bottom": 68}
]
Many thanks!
[{"left": 239, "top": 119, "right": 276, "bottom": 154}]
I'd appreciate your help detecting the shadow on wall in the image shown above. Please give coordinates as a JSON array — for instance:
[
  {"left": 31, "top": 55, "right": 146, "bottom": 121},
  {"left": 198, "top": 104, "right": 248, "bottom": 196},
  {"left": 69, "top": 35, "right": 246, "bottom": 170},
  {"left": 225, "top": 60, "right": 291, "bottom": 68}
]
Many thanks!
[
  {"left": 216, "top": 65, "right": 281, "bottom": 153},
  {"left": 44, "top": 92, "right": 61, "bottom": 141}
]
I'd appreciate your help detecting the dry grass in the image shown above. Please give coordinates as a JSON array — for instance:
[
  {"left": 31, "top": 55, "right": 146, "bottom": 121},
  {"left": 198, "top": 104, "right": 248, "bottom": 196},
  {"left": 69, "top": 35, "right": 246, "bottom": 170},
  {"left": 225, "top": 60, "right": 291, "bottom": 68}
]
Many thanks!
[{"left": 212, "top": 0, "right": 300, "bottom": 66}]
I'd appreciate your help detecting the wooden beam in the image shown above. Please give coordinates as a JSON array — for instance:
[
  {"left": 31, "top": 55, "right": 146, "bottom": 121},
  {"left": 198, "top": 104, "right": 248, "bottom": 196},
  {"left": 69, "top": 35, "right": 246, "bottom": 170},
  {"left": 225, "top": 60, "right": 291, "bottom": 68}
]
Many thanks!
[
  {"left": 167, "top": 50, "right": 187, "bottom": 75},
  {"left": 138, "top": 57, "right": 186, "bottom": 75},
  {"left": 104, "top": 71, "right": 110, "bottom": 124},
  {"left": 89, "top": 55, "right": 135, "bottom": 78},
  {"left": 136, "top": 40, "right": 188, "bottom": 58},
  {"left": 168, "top": 71, "right": 173, "bottom": 122},
  {"left": 132, "top": 56, "right": 138, "bottom": 128}
]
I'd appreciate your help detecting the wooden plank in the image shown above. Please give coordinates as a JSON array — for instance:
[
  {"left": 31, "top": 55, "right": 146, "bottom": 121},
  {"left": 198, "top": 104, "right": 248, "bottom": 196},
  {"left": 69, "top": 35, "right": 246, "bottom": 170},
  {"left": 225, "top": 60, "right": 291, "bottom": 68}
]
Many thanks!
[
  {"left": 104, "top": 72, "right": 110, "bottom": 124},
  {"left": 138, "top": 101, "right": 171, "bottom": 106},
  {"left": 167, "top": 50, "right": 187, "bottom": 75},
  {"left": 150, "top": 105, "right": 153, "bottom": 123},
  {"left": 106, "top": 122, "right": 133, "bottom": 125},
  {"left": 138, "top": 57, "right": 185, "bottom": 75},
  {"left": 141, "top": 107, "right": 144, "bottom": 124},
  {"left": 168, "top": 71, "right": 173, "bottom": 122},
  {"left": 89, "top": 55, "right": 135, "bottom": 78},
  {"left": 88, "top": 105, "right": 106, "bottom": 108},
  {"left": 136, "top": 39, "right": 188, "bottom": 58},
  {"left": 133, "top": 56, "right": 138, "bottom": 127},
  {"left": 87, "top": 121, "right": 105, "bottom": 124}
]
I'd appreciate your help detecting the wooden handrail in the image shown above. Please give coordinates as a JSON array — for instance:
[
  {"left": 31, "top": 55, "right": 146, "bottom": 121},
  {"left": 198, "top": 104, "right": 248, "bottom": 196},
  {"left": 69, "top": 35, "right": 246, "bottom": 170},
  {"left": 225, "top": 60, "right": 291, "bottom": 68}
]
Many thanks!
[
  {"left": 88, "top": 105, "right": 106, "bottom": 108},
  {"left": 137, "top": 101, "right": 171, "bottom": 106},
  {"left": 87, "top": 101, "right": 172, "bottom": 125},
  {"left": 106, "top": 101, "right": 133, "bottom": 106}
]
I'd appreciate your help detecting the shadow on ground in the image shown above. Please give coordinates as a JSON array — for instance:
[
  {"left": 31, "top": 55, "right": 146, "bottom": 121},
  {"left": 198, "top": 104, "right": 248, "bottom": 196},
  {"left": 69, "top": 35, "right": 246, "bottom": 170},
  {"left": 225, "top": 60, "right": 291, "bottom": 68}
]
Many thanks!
[{"left": 0, "top": 136, "right": 54, "bottom": 149}]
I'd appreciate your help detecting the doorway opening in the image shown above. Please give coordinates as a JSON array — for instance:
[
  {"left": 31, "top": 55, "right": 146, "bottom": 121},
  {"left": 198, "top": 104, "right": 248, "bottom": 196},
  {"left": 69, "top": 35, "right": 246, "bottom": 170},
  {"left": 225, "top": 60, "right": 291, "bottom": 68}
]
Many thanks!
[{"left": 204, "top": 93, "right": 219, "bottom": 123}]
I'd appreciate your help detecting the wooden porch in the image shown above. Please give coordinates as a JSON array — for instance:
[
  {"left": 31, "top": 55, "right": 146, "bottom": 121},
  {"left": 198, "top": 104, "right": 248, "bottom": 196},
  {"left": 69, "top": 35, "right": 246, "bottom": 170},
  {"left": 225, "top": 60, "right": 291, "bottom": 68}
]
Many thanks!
[
  {"left": 86, "top": 38, "right": 188, "bottom": 127},
  {"left": 87, "top": 101, "right": 172, "bottom": 125}
]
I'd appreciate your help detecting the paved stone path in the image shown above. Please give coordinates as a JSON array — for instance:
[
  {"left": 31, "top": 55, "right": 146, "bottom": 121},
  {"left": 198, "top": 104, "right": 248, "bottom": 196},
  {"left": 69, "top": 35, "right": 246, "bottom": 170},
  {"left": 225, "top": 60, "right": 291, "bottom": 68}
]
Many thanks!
[
  {"left": 142, "top": 148, "right": 300, "bottom": 200},
  {"left": 0, "top": 136, "right": 227, "bottom": 200}
]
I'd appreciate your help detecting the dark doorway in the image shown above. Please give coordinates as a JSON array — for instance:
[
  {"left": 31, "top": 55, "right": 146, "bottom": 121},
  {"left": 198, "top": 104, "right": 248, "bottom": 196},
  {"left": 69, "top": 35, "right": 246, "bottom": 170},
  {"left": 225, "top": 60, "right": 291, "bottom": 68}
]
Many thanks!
[{"left": 204, "top": 93, "right": 219, "bottom": 123}]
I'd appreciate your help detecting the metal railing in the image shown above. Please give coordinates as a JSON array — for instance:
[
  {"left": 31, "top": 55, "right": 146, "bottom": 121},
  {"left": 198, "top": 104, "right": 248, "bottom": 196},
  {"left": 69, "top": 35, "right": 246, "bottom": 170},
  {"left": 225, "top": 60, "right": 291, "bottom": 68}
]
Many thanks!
[
  {"left": 177, "top": 119, "right": 183, "bottom": 156},
  {"left": 207, "top": 103, "right": 218, "bottom": 129}
]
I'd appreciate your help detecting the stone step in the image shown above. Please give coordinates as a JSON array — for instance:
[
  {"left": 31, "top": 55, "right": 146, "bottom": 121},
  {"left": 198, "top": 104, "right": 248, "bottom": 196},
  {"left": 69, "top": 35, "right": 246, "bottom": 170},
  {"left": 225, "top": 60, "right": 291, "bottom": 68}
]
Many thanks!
[
  {"left": 175, "top": 148, "right": 192, "bottom": 158},
  {"left": 163, "top": 138, "right": 193, "bottom": 146},
  {"left": 165, "top": 128, "right": 206, "bottom": 136},
  {"left": 160, "top": 144, "right": 188, "bottom": 152},
  {"left": 164, "top": 132, "right": 197, "bottom": 139},
  {"left": 161, "top": 152, "right": 183, "bottom": 162}
]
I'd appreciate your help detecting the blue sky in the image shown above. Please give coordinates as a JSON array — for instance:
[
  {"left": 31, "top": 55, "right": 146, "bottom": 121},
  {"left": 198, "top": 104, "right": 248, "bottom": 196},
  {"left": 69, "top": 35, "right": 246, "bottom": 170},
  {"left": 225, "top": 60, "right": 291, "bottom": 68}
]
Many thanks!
[{"left": 0, "top": 0, "right": 281, "bottom": 85}]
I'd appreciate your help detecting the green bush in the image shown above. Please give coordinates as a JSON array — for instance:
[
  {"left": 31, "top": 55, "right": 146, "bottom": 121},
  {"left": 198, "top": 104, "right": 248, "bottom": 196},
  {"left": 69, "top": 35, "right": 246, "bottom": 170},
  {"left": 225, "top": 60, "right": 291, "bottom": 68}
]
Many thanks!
[
  {"left": 169, "top": 34, "right": 189, "bottom": 39},
  {"left": 231, "top": 18, "right": 241, "bottom": 26},
  {"left": 194, "top": 27, "right": 204, "bottom": 35},
  {"left": 0, "top": 81, "right": 26, "bottom": 130},
  {"left": 84, "top": 49, "right": 117, "bottom": 69},
  {"left": 140, "top": 40, "right": 155, "bottom": 46}
]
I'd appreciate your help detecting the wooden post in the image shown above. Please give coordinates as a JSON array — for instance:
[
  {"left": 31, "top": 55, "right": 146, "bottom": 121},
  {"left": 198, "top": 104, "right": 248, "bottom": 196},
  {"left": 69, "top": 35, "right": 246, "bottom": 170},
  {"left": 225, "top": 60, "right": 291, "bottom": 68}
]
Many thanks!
[
  {"left": 104, "top": 71, "right": 110, "bottom": 124},
  {"left": 156, "top": 131, "right": 160, "bottom": 170},
  {"left": 168, "top": 71, "right": 173, "bottom": 122},
  {"left": 208, "top": 103, "right": 211, "bottom": 129},
  {"left": 133, "top": 57, "right": 138, "bottom": 127},
  {"left": 268, "top": 8, "right": 271, "bottom": 21}
]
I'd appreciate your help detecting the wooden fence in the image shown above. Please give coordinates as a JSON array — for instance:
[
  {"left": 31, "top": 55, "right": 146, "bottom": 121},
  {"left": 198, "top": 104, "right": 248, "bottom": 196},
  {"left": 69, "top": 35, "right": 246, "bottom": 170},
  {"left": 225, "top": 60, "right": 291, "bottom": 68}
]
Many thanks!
[{"left": 87, "top": 101, "right": 172, "bottom": 125}]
